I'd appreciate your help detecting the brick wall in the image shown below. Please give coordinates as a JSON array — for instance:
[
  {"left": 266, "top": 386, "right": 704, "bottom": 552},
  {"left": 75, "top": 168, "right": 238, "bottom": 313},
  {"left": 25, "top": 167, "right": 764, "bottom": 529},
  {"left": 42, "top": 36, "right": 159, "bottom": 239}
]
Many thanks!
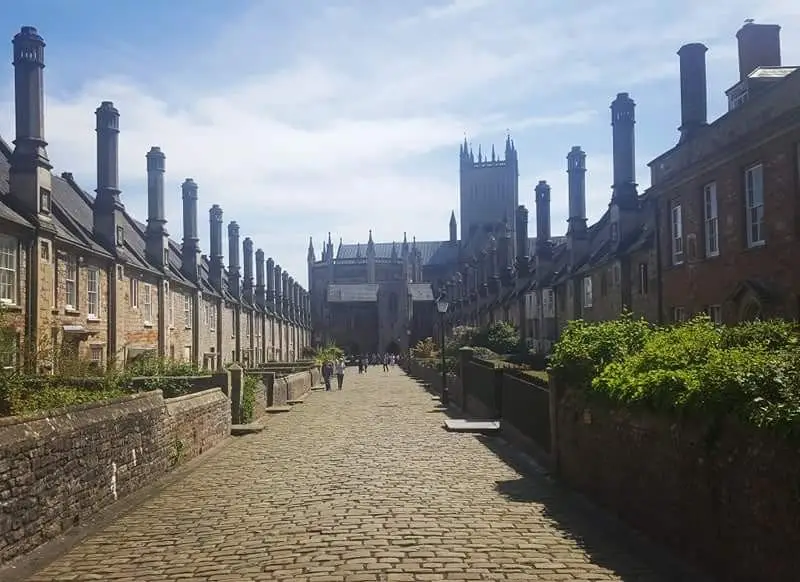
[
  {"left": 0, "top": 387, "right": 230, "bottom": 567},
  {"left": 554, "top": 385, "right": 800, "bottom": 582}
]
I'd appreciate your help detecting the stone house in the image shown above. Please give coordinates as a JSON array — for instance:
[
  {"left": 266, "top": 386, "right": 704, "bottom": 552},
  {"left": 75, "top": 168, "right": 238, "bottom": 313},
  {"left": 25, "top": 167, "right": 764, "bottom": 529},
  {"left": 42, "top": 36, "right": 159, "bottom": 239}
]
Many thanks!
[{"left": 0, "top": 26, "right": 310, "bottom": 371}]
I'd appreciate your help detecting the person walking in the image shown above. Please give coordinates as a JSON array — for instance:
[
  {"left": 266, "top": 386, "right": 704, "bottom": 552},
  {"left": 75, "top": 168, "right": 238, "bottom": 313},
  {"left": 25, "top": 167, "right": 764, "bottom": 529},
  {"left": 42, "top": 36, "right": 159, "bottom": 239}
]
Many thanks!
[
  {"left": 382, "top": 353, "right": 390, "bottom": 372},
  {"left": 322, "top": 360, "right": 334, "bottom": 391},
  {"left": 335, "top": 358, "right": 346, "bottom": 390}
]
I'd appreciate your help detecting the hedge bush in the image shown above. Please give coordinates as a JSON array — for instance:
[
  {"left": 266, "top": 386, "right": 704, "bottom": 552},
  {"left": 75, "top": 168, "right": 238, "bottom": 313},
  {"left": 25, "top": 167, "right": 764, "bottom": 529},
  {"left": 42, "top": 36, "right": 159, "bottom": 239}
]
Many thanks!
[{"left": 550, "top": 314, "right": 800, "bottom": 436}]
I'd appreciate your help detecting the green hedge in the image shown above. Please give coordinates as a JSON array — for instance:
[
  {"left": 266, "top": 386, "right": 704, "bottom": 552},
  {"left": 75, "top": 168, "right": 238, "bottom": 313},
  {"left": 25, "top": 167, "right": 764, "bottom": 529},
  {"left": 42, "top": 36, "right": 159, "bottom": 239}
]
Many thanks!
[{"left": 549, "top": 315, "right": 800, "bottom": 437}]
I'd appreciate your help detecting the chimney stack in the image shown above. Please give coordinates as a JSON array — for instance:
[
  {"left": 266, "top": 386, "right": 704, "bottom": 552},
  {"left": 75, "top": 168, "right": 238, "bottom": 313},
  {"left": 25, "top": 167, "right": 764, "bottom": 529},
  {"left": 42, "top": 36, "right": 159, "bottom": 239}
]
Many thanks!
[
  {"left": 145, "top": 146, "right": 168, "bottom": 268},
  {"left": 181, "top": 179, "right": 201, "bottom": 280},
  {"left": 282, "top": 271, "right": 290, "bottom": 318},
  {"left": 288, "top": 276, "right": 296, "bottom": 320},
  {"left": 678, "top": 43, "right": 708, "bottom": 143},
  {"left": 10, "top": 26, "right": 53, "bottom": 222},
  {"left": 534, "top": 181, "right": 551, "bottom": 249},
  {"left": 243, "top": 237, "right": 254, "bottom": 300},
  {"left": 273, "top": 263, "right": 283, "bottom": 317},
  {"left": 227, "top": 221, "right": 240, "bottom": 298},
  {"left": 93, "top": 101, "right": 123, "bottom": 247},
  {"left": 737, "top": 21, "right": 781, "bottom": 81},
  {"left": 255, "top": 248, "right": 266, "bottom": 308},
  {"left": 209, "top": 205, "right": 224, "bottom": 291},
  {"left": 515, "top": 205, "right": 529, "bottom": 275},
  {"left": 610, "top": 94, "right": 637, "bottom": 209},
  {"left": 566, "top": 147, "right": 588, "bottom": 235}
]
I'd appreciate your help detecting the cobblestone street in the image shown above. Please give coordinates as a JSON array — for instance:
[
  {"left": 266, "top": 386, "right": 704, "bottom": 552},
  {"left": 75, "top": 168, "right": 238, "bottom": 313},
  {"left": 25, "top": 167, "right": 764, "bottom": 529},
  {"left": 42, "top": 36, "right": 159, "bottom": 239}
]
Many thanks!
[{"left": 21, "top": 368, "right": 705, "bottom": 582}]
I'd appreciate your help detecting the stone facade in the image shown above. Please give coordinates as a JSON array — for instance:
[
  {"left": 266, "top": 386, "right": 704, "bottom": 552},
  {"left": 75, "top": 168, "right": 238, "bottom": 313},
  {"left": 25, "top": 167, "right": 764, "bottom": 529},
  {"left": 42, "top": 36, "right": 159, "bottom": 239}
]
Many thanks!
[
  {"left": 0, "top": 26, "right": 311, "bottom": 371},
  {"left": 0, "top": 385, "right": 231, "bottom": 566}
]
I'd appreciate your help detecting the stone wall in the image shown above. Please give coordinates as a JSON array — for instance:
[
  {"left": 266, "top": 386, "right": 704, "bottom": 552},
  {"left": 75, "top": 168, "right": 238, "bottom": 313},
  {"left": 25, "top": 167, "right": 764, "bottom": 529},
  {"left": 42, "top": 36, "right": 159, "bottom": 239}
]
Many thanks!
[
  {"left": 246, "top": 366, "right": 319, "bottom": 414},
  {"left": 555, "top": 385, "right": 800, "bottom": 582},
  {"left": 0, "top": 387, "right": 230, "bottom": 567}
]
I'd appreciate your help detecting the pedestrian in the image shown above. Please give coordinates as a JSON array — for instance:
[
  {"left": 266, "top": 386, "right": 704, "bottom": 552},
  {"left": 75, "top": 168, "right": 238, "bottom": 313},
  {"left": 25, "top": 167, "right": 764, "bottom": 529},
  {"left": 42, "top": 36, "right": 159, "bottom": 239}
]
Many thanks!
[
  {"left": 382, "top": 353, "right": 390, "bottom": 372},
  {"left": 357, "top": 356, "right": 363, "bottom": 374},
  {"left": 322, "top": 360, "right": 334, "bottom": 391},
  {"left": 335, "top": 358, "right": 345, "bottom": 390}
]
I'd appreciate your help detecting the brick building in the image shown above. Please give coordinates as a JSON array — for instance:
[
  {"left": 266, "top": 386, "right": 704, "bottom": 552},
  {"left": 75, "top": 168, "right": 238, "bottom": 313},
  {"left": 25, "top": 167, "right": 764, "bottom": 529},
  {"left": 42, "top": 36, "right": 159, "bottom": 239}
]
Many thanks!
[{"left": 0, "top": 26, "right": 310, "bottom": 371}]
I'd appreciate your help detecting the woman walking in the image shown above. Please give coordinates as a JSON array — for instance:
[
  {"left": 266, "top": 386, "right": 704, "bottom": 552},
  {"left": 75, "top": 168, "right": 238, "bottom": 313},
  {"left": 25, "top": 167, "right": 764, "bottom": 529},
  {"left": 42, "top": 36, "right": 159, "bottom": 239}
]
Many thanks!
[
  {"left": 335, "top": 358, "right": 346, "bottom": 390},
  {"left": 322, "top": 360, "right": 334, "bottom": 391}
]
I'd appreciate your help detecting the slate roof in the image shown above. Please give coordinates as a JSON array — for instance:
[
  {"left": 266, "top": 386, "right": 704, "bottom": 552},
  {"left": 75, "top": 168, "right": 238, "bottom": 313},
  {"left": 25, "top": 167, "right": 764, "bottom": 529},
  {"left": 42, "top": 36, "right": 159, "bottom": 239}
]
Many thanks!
[
  {"left": 327, "top": 283, "right": 379, "bottom": 302},
  {"left": 0, "top": 137, "right": 33, "bottom": 230},
  {"left": 409, "top": 283, "right": 434, "bottom": 302}
]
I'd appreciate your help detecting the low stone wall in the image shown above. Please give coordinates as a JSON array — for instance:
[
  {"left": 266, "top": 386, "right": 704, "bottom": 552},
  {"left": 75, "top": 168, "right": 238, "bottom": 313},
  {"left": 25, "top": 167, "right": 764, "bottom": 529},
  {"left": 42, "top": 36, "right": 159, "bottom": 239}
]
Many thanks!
[
  {"left": 0, "top": 388, "right": 231, "bottom": 567},
  {"left": 555, "top": 385, "right": 800, "bottom": 582},
  {"left": 246, "top": 366, "right": 319, "bottom": 413}
]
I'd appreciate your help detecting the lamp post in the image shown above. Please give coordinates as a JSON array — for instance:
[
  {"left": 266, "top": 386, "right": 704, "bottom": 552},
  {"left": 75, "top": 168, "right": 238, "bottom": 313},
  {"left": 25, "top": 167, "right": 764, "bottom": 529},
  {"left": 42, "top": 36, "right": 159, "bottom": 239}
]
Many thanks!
[{"left": 436, "top": 295, "right": 450, "bottom": 407}]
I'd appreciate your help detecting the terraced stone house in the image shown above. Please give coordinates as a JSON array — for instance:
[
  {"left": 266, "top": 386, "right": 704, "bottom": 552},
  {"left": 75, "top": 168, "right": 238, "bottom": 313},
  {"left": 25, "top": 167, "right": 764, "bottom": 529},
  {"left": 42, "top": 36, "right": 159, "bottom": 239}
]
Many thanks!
[{"left": 0, "top": 26, "right": 311, "bottom": 371}]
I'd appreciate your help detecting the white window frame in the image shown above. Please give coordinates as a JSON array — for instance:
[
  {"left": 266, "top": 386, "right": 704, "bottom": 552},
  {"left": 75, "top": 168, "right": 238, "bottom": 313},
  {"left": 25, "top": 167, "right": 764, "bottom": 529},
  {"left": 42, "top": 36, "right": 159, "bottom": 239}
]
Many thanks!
[
  {"left": 209, "top": 302, "right": 217, "bottom": 332},
  {"left": 143, "top": 282, "right": 153, "bottom": 324},
  {"left": 65, "top": 256, "right": 78, "bottom": 311},
  {"left": 90, "top": 345, "right": 103, "bottom": 364},
  {"left": 130, "top": 278, "right": 139, "bottom": 308},
  {"left": 671, "top": 203, "right": 684, "bottom": 265},
  {"left": 165, "top": 281, "right": 174, "bottom": 328},
  {"left": 0, "top": 234, "right": 18, "bottom": 306},
  {"left": 582, "top": 276, "right": 593, "bottom": 308},
  {"left": 184, "top": 295, "right": 192, "bottom": 329},
  {"left": 703, "top": 182, "right": 719, "bottom": 257},
  {"left": 745, "top": 164, "right": 765, "bottom": 247},
  {"left": 87, "top": 267, "right": 100, "bottom": 319}
]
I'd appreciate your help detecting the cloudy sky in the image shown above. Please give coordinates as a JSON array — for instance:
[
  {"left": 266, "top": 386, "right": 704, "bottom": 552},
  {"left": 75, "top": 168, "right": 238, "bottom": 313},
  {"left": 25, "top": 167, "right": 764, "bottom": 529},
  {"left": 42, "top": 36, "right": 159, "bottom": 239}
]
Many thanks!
[{"left": 2, "top": 1, "right": 799, "bottom": 287}]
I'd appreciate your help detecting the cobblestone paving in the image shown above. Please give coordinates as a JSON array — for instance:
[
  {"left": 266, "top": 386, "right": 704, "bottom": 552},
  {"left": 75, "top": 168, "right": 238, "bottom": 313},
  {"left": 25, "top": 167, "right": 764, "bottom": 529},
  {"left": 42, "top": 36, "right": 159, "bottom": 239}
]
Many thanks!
[{"left": 25, "top": 367, "right": 705, "bottom": 582}]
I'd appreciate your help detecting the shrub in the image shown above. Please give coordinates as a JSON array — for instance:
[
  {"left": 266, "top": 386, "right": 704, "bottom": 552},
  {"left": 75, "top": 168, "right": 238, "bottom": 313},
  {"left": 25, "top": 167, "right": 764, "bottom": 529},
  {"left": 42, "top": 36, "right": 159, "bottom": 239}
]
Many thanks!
[
  {"left": 241, "top": 375, "right": 258, "bottom": 423},
  {"left": 314, "top": 344, "right": 343, "bottom": 367},
  {"left": 444, "top": 326, "right": 480, "bottom": 358},
  {"left": 473, "top": 321, "right": 520, "bottom": 355},
  {"left": 412, "top": 337, "right": 438, "bottom": 358}
]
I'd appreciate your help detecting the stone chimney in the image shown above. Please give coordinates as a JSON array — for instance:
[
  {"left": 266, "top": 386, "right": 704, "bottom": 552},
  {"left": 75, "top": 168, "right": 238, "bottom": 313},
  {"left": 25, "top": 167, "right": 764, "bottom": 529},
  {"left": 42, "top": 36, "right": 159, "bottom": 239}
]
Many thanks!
[
  {"left": 678, "top": 43, "right": 708, "bottom": 144},
  {"left": 145, "top": 147, "right": 168, "bottom": 269},
  {"left": 209, "top": 205, "right": 224, "bottom": 291},
  {"left": 93, "top": 101, "right": 124, "bottom": 249},
  {"left": 737, "top": 21, "right": 781, "bottom": 81},
  {"left": 227, "top": 221, "right": 240, "bottom": 299},
  {"left": 266, "top": 258, "right": 276, "bottom": 311},
  {"left": 281, "top": 271, "right": 290, "bottom": 318},
  {"left": 255, "top": 248, "right": 266, "bottom": 308},
  {"left": 181, "top": 179, "right": 201, "bottom": 281},
  {"left": 243, "top": 237, "right": 254, "bottom": 301},
  {"left": 534, "top": 181, "right": 552, "bottom": 255},
  {"left": 610, "top": 93, "right": 637, "bottom": 210},
  {"left": 566, "top": 147, "right": 589, "bottom": 266},
  {"left": 288, "top": 276, "right": 296, "bottom": 320},
  {"left": 515, "top": 205, "right": 529, "bottom": 275},
  {"left": 273, "top": 263, "right": 283, "bottom": 317},
  {"left": 449, "top": 211, "right": 457, "bottom": 243},
  {"left": 9, "top": 26, "right": 54, "bottom": 226}
]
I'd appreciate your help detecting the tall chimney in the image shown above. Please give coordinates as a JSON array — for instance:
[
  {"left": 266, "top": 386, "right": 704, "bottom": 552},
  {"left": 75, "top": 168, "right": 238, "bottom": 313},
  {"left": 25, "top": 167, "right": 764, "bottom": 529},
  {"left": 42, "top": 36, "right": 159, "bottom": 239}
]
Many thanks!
[
  {"left": 273, "top": 263, "right": 283, "bottom": 317},
  {"left": 227, "top": 221, "right": 240, "bottom": 298},
  {"left": 515, "top": 205, "right": 529, "bottom": 275},
  {"left": 534, "top": 181, "right": 551, "bottom": 248},
  {"left": 566, "top": 147, "right": 587, "bottom": 235},
  {"left": 243, "top": 237, "right": 254, "bottom": 300},
  {"left": 93, "top": 101, "right": 123, "bottom": 247},
  {"left": 267, "top": 258, "right": 276, "bottom": 311},
  {"left": 611, "top": 94, "right": 636, "bottom": 209},
  {"left": 9, "top": 26, "right": 53, "bottom": 222},
  {"left": 288, "top": 276, "right": 296, "bottom": 320},
  {"left": 181, "top": 179, "right": 200, "bottom": 280},
  {"left": 282, "top": 272, "right": 290, "bottom": 318},
  {"left": 209, "top": 205, "right": 224, "bottom": 291},
  {"left": 678, "top": 43, "right": 708, "bottom": 144},
  {"left": 737, "top": 22, "right": 781, "bottom": 81},
  {"left": 145, "top": 147, "right": 168, "bottom": 268},
  {"left": 255, "top": 248, "right": 266, "bottom": 308}
]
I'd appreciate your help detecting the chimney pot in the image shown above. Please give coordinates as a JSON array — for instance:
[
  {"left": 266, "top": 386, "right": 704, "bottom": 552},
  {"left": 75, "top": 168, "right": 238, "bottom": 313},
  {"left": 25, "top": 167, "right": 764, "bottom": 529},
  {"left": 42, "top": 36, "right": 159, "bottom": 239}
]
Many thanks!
[{"left": 736, "top": 22, "right": 781, "bottom": 81}]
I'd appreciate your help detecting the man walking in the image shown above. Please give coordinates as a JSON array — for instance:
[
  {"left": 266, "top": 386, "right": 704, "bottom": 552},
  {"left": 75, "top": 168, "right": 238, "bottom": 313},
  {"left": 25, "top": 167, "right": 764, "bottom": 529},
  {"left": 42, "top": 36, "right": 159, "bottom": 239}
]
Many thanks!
[
  {"left": 322, "top": 360, "right": 334, "bottom": 391},
  {"left": 335, "top": 358, "right": 346, "bottom": 390}
]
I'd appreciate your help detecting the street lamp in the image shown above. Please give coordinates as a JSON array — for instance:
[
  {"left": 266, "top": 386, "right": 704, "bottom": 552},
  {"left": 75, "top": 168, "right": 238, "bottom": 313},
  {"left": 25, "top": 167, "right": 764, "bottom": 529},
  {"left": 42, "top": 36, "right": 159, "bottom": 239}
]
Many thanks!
[{"left": 435, "top": 295, "right": 450, "bottom": 407}]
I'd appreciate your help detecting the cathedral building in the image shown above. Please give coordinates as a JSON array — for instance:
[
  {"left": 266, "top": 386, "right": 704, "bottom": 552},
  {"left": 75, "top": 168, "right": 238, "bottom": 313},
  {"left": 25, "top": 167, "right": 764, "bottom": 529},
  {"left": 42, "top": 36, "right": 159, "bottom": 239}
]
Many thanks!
[{"left": 0, "top": 26, "right": 311, "bottom": 371}]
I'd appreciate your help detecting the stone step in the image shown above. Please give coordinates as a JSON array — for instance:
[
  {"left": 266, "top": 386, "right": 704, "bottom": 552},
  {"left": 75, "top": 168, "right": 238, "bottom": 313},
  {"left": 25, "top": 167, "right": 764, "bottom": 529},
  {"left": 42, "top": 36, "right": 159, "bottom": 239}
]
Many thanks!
[
  {"left": 264, "top": 406, "right": 292, "bottom": 414},
  {"left": 443, "top": 419, "right": 501, "bottom": 434},
  {"left": 286, "top": 397, "right": 306, "bottom": 405},
  {"left": 231, "top": 423, "right": 266, "bottom": 436}
]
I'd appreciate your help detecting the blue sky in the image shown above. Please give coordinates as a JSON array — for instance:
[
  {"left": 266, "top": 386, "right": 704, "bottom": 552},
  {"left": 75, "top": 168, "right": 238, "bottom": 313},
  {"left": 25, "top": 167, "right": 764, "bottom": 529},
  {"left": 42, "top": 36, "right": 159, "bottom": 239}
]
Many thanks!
[{"left": 2, "top": 0, "right": 799, "bottom": 287}]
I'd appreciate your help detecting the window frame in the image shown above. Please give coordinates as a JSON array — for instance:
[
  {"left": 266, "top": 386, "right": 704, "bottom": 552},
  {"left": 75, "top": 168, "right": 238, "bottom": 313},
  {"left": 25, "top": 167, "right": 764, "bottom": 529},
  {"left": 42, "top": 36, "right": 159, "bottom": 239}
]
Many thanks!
[
  {"left": 143, "top": 282, "right": 153, "bottom": 324},
  {"left": 745, "top": 164, "right": 765, "bottom": 248},
  {"left": 87, "top": 267, "right": 100, "bottom": 319},
  {"left": 0, "top": 234, "right": 18, "bottom": 306},
  {"left": 64, "top": 255, "right": 78, "bottom": 311},
  {"left": 671, "top": 203, "right": 684, "bottom": 265},
  {"left": 703, "top": 182, "right": 719, "bottom": 257},
  {"left": 582, "top": 276, "right": 593, "bottom": 308}
]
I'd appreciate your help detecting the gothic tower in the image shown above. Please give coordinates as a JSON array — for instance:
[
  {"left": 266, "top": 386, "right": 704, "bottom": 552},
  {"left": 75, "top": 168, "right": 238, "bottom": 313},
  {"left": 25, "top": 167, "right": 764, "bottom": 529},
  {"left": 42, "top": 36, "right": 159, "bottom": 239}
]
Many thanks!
[{"left": 459, "top": 134, "right": 519, "bottom": 251}]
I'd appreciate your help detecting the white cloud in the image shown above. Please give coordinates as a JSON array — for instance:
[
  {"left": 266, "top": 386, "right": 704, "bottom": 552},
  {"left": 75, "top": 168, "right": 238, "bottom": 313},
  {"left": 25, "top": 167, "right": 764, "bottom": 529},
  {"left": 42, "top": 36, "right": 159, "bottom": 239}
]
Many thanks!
[{"left": 1, "top": 0, "right": 799, "bottom": 287}]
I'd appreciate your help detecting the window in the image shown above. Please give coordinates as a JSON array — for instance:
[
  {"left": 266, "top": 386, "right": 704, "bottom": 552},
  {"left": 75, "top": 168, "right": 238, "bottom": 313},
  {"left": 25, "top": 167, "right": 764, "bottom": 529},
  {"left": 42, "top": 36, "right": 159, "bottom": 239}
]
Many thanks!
[
  {"left": 143, "top": 282, "right": 153, "bottom": 323},
  {"left": 745, "top": 164, "right": 765, "bottom": 247},
  {"left": 65, "top": 256, "right": 77, "bottom": 310},
  {"left": 87, "top": 268, "right": 100, "bottom": 318},
  {"left": 673, "top": 307, "right": 685, "bottom": 323},
  {"left": 582, "top": 276, "right": 593, "bottom": 308},
  {"left": 0, "top": 235, "right": 18, "bottom": 305},
  {"left": 204, "top": 301, "right": 210, "bottom": 327},
  {"left": 543, "top": 288, "right": 555, "bottom": 318},
  {"left": 671, "top": 203, "right": 684, "bottom": 265},
  {"left": 116, "top": 226, "right": 124, "bottom": 246},
  {"left": 90, "top": 345, "right": 103, "bottom": 364},
  {"left": 165, "top": 282, "right": 174, "bottom": 328},
  {"left": 40, "top": 240, "right": 50, "bottom": 262},
  {"left": 246, "top": 313, "right": 251, "bottom": 338},
  {"left": 39, "top": 187, "right": 51, "bottom": 214},
  {"left": 638, "top": 263, "right": 649, "bottom": 295},
  {"left": 708, "top": 305, "right": 722, "bottom": 325},
  {"left": 703, "top": 182, "right": 719, "bottom": 257},
  {"left": 184, "top": 295, "right": 192, "bottom": 329},
  {"left": 209, "top": 302, "right": 217, "bottom": 332},
  {"left": 130, "top": 278, "right": 139, "bottom": 308}
]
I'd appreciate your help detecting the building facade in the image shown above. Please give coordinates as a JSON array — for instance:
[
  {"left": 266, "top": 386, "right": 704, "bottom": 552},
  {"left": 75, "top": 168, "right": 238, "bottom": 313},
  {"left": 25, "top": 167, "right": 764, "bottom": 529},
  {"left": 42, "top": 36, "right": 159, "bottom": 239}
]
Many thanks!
[
  {"left": 309, "top": 20, "right": 800, "bottom": 355},
  {"left": 0, "top": 26, "right": 311, "bottom": 371}
]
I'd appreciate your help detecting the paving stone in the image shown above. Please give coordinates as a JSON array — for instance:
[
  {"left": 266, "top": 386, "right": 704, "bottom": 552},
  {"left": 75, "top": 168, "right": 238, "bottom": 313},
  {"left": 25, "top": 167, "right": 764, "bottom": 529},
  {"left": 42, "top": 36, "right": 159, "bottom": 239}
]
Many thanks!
[{"left": 20, "top": 369, "right": 707, "bottom": 582}]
